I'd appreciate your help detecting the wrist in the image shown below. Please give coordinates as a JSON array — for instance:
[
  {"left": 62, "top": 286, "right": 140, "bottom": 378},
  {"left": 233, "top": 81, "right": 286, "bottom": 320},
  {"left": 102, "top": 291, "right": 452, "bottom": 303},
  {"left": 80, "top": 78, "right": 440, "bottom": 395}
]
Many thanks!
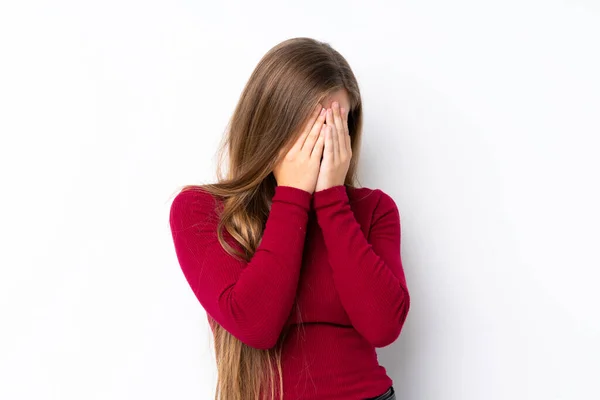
[
  {"left": 315, "top": 181, "right": 345, "bottom": 193},
  {"left": 312, "top": 185, "right": 348, "bottom": 210},
  {"left": 273, "top": 185, "right": 313, "bottom": 211}
]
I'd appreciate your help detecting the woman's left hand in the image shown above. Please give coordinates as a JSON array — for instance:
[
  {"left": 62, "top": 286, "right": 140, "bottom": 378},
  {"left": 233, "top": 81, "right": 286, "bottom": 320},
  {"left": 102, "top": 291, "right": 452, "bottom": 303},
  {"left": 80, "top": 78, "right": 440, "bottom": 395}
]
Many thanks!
[{"left": 315, "top": 102, "right": 352, "bottom": 192}]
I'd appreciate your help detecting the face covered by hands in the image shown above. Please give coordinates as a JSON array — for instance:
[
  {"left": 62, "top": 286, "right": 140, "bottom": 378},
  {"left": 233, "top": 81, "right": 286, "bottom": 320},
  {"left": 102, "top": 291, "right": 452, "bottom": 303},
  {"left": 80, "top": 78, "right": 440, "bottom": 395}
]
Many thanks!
[{"left": 314, "top": 100, "right": 352, "bottom": 192}]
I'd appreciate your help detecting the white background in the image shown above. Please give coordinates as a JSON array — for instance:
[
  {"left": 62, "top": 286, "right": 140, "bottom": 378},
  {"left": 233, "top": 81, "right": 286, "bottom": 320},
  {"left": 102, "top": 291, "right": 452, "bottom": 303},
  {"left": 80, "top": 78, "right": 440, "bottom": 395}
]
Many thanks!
[{"left": 1, "top": 1, "right": 599, "bottom": 399}]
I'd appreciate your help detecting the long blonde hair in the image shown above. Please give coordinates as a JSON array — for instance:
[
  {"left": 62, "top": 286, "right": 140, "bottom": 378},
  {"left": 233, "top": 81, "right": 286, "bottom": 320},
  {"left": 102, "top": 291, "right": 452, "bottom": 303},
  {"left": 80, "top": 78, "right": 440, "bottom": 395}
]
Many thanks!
[{"left": 178, "top": 37, "right": 363, "bottom": 400}]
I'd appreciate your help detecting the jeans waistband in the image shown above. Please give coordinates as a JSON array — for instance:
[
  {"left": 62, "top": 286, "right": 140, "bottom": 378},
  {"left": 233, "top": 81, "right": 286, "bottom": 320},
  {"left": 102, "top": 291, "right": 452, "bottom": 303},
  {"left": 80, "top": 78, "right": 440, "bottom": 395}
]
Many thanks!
[{"left": 365, "top": 385, "right": 395, "bottom": 400}]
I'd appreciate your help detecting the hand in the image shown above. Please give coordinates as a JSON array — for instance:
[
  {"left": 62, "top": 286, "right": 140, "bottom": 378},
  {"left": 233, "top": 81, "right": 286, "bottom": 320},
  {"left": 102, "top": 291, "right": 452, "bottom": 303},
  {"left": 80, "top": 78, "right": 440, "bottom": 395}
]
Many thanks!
[
  {"left": 273, "top": 104, "right": 327, "bottom": 194},
  {"left": 315, "top": 102, "right": 352, "bottom": 192}
]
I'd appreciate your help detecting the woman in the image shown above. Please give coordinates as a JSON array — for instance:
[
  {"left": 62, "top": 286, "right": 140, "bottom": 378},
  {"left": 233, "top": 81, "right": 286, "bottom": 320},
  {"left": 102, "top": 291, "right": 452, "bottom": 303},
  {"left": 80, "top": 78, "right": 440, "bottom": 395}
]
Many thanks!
[{"left": 169, "top": 37, "right": 409, "bottom": 400}]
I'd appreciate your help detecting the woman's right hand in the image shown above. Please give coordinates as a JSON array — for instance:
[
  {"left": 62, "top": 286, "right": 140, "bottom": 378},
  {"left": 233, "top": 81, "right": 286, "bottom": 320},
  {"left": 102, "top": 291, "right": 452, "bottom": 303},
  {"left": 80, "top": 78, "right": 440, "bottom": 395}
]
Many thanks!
[{"left": 273, "top": 104, "right": 327, "bottom": 194}]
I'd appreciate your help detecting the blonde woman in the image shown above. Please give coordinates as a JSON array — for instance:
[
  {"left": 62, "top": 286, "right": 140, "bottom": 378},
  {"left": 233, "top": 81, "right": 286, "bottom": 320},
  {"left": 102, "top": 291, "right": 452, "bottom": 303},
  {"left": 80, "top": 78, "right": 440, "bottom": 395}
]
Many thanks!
[{"left": 169, "top": 37, "right": 409, "bottom": 400}]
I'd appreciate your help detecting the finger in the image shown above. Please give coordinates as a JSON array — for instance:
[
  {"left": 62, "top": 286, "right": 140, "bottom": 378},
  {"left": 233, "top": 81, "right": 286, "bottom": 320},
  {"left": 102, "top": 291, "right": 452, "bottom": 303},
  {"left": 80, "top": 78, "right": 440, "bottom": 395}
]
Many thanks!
[
  {"left": 291, "top": 103, "right": 323, "bottom": 153},
  {"left": 301, "top": 106, "right": 327, "bottom": 154},
  {"left": 326, "top": 107, "right": 339, "bottom": 162},
  {"left": 341, "top": 107, "right": 351, "bottom": 152},
  {"left": 333, "top": 102, "right": 347, "bottom": 155},
  {"left": 323, "top": 125, "right": 334, "bottom": 161},
  {"left": 311, "top": 125, "right": 326, "bottom": 159}
]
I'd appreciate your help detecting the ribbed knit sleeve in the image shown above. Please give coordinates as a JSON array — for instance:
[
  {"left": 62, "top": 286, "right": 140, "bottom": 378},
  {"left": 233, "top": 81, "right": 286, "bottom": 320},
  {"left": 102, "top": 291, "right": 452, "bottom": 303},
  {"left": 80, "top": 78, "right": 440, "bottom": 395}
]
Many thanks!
[
  {"left": 169, "top": 185, "right": 312, "bottom": 350},
  {"left": 312, "top": 185, "right": 410, "bottom": 348}
]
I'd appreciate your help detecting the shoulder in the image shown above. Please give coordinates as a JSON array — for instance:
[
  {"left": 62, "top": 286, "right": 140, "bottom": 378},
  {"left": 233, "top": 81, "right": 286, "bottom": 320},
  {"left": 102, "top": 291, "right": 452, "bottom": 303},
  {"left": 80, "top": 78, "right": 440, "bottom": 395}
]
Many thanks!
[
  {"left": 169, "top": 186, "right": 221, "bottom": 228},
  {"left": 347, "top": 186, "right": 398, "bottom": 210},
  {"left": 347, "top": 186, "right": 400, "bottom": 224}
]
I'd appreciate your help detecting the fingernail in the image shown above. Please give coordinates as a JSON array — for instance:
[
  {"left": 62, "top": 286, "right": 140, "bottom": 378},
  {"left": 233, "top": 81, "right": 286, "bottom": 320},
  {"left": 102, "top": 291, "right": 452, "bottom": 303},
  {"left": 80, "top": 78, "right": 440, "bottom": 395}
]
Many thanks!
[
  {"left": 320, "top": 107, "right": 326, "bottom": 116},
  {"left": 341, "top": 107, "right": 346, "bottom": 113}
]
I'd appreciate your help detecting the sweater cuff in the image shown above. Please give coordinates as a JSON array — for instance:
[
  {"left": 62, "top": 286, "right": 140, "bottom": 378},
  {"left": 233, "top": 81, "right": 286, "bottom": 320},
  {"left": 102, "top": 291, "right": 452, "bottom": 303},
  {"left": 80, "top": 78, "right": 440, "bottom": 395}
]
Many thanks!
[
  {"left": 272, "top": 185, "right": 312, "bottom": 211},
  {"left": 312, "top": 185, "right": 349, "bottom": 210}
]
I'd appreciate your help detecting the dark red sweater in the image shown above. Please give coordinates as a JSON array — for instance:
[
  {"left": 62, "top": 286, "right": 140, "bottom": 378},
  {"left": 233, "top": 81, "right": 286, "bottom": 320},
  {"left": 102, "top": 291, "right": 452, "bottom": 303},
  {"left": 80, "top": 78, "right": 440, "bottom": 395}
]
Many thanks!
[{"left": 169, "top": 184, "right": 410, "bottom": 399}]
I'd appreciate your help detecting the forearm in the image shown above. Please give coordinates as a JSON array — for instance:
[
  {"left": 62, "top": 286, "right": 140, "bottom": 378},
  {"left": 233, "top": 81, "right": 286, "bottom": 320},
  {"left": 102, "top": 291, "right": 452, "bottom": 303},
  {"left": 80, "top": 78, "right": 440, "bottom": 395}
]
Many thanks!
[{"left": 313, "top": 185, "right": 410, "bottom": 347}]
